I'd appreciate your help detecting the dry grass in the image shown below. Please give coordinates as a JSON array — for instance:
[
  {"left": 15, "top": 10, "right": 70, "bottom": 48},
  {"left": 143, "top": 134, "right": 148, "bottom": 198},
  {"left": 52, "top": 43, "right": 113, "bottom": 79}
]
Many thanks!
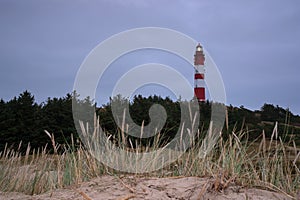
[{"left": 0, "top": 118, "right": 299, "bottom": 198}]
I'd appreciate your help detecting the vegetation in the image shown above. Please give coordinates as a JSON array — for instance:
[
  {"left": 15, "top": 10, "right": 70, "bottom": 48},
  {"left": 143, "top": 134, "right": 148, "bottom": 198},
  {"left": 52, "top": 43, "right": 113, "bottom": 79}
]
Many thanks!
[
  {"left": 1, "top": 91, "right": 299, "bottom": 152},
  {"left": 0, "top": 90, "right": 299, "bottom": 198},
  {"left": 0, "top": 91, "right": 76, "bottom": 152},
  {"left": 0, "top": 117, "right": 299, "bottom": 198}
]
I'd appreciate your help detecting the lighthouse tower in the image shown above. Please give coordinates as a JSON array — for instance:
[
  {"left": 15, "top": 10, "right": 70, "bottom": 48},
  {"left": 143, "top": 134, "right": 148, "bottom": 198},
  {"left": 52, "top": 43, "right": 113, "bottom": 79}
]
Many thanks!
[{"left": 194, "top": 44, "right": 206, "bottom": 102}]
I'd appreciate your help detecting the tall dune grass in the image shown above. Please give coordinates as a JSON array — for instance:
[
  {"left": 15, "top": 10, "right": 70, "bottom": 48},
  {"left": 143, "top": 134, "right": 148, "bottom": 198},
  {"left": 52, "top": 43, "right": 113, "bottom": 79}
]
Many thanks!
[{"left": 0, "top": 119, "right": 299, "bottom": 198}]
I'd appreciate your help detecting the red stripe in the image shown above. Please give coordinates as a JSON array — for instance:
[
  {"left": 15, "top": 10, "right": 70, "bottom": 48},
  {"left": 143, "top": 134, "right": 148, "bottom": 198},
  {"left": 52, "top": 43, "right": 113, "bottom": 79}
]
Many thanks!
[
  {"left": 194, "top": 88, "right": 205, "bottom": 101},
  {"left": 195, "top": 73, "right": 204, "bottom": 79}
]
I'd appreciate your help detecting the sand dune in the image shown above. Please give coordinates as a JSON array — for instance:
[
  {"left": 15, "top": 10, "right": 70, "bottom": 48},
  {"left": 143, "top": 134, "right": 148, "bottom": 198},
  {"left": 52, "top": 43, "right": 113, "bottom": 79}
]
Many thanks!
[{"left": 0, "top": 175, "right": 294, "bottom": 200}]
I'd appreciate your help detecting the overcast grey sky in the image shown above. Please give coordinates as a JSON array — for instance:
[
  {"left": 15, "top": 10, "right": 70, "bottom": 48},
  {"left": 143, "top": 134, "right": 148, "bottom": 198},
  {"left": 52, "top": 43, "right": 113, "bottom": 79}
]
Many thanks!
[{"left": 0, "top": 0, "right": 299, "bottom": 114}]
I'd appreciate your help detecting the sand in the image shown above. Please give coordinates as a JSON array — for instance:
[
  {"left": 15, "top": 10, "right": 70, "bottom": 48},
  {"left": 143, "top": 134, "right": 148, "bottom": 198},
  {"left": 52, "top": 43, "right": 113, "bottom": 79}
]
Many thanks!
[{"left": 0, "top": 175, "right": 295, "bottom": 200}]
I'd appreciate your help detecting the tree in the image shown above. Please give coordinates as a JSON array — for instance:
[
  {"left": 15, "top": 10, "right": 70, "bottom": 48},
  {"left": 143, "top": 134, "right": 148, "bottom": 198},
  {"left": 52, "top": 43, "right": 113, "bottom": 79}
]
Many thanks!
[
  {"left": 0, "top": 91, "right": 42, "bottom": 151},
  {"left": 39, "top": 93, "right": 77, "bottom": 145}
]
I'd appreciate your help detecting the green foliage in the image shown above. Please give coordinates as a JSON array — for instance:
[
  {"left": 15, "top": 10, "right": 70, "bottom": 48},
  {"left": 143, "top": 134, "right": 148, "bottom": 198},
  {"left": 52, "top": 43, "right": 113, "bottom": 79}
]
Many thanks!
[
  {"left": 0, "top": 91, "right": 41, "bottom": 151},
  {"left": 1, "top": 91, "right": 300, "bottom": 153},
  {"left": 39, "top": 93, "right": 77, "bottom": 145},
  {"left": 0, "top": 91, "right": 77, "bottom": 152}
]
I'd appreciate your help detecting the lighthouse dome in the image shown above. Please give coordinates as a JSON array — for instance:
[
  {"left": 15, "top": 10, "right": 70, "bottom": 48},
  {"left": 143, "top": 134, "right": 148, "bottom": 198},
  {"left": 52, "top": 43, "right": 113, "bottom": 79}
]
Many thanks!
[{"left": 196, "top": 44, "right": 203, "bottom": 52}]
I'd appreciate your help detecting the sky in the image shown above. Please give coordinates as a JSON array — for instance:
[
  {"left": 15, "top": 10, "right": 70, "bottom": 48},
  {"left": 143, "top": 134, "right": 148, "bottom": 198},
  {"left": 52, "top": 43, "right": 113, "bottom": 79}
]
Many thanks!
[{"left": 0, "top": 0, "right": 300, "bottom": 114}]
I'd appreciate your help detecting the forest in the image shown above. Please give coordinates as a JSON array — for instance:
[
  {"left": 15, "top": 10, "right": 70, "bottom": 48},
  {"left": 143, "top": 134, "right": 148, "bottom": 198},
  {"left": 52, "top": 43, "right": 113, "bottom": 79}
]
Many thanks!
[{"left": 0, "top": 90, "right": 300, "bottom": 153}]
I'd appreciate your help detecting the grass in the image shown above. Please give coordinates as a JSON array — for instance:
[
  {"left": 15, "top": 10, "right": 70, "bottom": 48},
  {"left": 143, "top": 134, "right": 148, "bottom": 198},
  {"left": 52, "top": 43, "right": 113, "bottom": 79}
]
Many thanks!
[{"left": 0, "top": 118, "right": 299, "bottom": 198}]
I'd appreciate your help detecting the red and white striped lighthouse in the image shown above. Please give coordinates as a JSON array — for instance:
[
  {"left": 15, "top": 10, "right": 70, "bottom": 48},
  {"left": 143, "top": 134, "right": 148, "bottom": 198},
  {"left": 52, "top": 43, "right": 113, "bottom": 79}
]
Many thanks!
[{"left": 194, "top": 44, "right": 206, "bottom": 102}]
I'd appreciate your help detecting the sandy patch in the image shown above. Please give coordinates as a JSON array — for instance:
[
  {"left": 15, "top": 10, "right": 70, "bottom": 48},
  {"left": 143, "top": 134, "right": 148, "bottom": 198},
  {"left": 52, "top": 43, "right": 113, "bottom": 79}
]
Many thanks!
[{"left": 0, "top": 175, "right": 294, "bottom": 200}]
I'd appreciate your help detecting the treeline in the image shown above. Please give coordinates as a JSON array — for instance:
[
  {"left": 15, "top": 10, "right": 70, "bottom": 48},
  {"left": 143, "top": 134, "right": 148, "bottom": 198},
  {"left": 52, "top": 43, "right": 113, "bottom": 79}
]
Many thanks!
[
  {"left": 227, "top": 104, "right": 300, "bottom": 140},
  {"left": 0, "top": 91, "right": 76, "bottom": 152},
  {"left": 0, "top": 91, "right": 300, "bottom": 152}
]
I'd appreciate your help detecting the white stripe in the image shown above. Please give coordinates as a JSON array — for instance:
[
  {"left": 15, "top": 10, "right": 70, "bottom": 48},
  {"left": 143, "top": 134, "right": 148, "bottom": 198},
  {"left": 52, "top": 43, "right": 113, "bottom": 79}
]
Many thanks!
[
  {"left": 194, "top": 79, "right": 205, "bottom": 88},
  {"left": 194, "top": 65, "right": 205, "bottom": 74}
]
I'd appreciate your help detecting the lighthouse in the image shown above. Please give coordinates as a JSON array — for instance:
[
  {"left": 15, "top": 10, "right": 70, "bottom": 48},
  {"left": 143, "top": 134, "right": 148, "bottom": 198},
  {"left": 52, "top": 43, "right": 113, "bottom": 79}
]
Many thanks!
[{"left": 194, "top": 44, "right": 205, "bottom": 102}]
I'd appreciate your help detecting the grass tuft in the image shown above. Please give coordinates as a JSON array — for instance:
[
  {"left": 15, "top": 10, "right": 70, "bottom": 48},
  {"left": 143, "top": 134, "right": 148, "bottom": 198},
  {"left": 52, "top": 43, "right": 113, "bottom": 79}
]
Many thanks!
[{"left": 0, "top": 117, "right": 299, "bottom": 198}]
